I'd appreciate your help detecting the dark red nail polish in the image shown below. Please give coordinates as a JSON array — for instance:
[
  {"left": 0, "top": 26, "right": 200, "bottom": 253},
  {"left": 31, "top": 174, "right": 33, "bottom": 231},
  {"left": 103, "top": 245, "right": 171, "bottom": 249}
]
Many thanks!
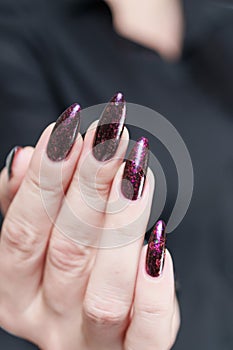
[
  {"left": 93, "top": 92, "right": 126, "bottom": 162},
  {"left": 146, "top": 220, "right": 166, "bottom": 277},
  {"left": 121, "top": 137, "right": 149, "bottom": 200},
  {"left": 47, "top": 103, "right": 81, "bottom": 162},
  {"left": 5, "top": 146, "right": 22, "bottom": 180}
]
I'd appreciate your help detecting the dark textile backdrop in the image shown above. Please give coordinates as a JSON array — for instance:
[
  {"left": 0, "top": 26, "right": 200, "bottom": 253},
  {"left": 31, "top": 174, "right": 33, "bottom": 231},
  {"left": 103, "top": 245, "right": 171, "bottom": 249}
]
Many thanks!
[{"left": 0, "top": 0, "right": 233, "bottom": 349}]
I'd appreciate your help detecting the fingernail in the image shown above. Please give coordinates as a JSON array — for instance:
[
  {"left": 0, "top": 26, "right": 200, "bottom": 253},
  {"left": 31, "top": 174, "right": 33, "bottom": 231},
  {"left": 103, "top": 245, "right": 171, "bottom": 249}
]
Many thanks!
[
  {"left": 93, "top": 92, "right": 126, "bottom": 162},
  {"left": 121, "top": 137, "right": 149, "bottom": 200},
  {"left": 5, "top": 146, "right": 22, "bottom": 180},
  {"left": 146, "top": 220, "right": 166, "bottom": 277},
  {"left": 47, "top": 103, "right": 81, "bottom": 162}
]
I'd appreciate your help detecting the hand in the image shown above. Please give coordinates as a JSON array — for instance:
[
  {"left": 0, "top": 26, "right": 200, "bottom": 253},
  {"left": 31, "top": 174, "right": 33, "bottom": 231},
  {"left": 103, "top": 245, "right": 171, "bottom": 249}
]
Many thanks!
[
  {"left": 105, "top": 0, "right": 184, "bottom": 60},
  {"left": 0, "top": 93, "right": 180, "bottom": 350}
]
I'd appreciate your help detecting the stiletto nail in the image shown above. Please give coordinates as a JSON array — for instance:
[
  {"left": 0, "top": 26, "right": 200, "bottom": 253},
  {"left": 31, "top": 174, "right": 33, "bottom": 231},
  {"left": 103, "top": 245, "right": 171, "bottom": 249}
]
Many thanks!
[
  {"left": 121, "top": 137, "right": 149, "bottom": 200},
  {"left": 5, "top": 146, "right": 22, "bottom": 180},
  {"left": 47, "top": 103, "right": 81, "bottom": 161},
  {"left": 146, "top": 220, "right": 166, "bottom": 277},
  {"left": 93, "top": 92, "right": 126, "bottom": 162}
]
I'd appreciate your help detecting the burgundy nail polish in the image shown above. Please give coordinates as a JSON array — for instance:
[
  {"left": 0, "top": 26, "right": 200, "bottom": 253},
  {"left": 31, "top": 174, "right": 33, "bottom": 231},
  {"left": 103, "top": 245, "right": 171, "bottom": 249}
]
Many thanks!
[
  {"left": 5, "top": 146, "right": 22, "bottom": 180},
  {"left": 146, "top": 220, "right": 166, "bottom": 277},
  {"left": 93, "top": 92, "right": 126, "bottom": 162},
  {"left": 47, "top": 103, "right": 81, "bottom": 162},
  {"left": 121, "top": 137, "right": 149, "bottom": 200}
]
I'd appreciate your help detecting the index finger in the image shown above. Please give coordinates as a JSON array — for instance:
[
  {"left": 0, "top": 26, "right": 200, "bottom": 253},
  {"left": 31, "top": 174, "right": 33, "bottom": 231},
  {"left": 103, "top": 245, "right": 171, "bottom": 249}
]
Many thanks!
[{"left": 0, "top": 104, "right": 83, "bottom": 309}]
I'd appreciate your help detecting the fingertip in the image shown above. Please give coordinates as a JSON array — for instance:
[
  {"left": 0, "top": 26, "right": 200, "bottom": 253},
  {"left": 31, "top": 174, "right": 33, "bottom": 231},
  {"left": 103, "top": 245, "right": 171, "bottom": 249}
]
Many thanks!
[
  {"left": 30, "top": 121, "right": 83, "bottom": 176},
  {"left": 121, "top": 125, "right": 129, "bottom": 141},
  {"left": 141, "top": 245, "right": 175, "bottom": 286},
  {"left": 13, "top": 146, "right": 34, "bottom": 174},
  {"left": 143, "top": 167, "right": 155, "bottom": 199},
  {"left": 4, "top": 146, "right": 35, "bottom": 203},
  {"left": 163, "top": 249, "right": 175, "bottom": 282},
  {"left": 22, "top": 146, "right": 35, "bottom": 155},
  {"left": 86, "top": 120, "right": 99, "bottom": 134},
  {"left": 84, "top": 121, "right": 129, "bottom": 163},
  {"left": 34, "top": 123, "right": 56, "bottom": 153}
]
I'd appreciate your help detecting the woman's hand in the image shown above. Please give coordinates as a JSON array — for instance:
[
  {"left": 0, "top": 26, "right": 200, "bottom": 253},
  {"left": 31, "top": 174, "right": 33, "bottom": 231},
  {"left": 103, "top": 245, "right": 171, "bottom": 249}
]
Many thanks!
[
  {"left": 0, "top": 93, "right": 180, "bottom": 350},
  {"left": 105, "top": 0, "right": 184, "bottom": 60}
]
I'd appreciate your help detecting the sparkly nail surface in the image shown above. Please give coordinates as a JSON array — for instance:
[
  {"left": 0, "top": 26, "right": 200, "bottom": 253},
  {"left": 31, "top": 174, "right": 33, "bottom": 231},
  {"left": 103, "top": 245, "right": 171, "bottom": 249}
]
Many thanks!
[
  {"left": 47, "top": 104, "right": 81, "bottom": 162},
  {"left": 121, "top": 137, "right": 149, "bottom": 200},
  {"left": 93, "top": 92, "right": 126, "bottom": 162},
  {"left": 146, "top": 220, "right": 166, "bottom": 277},
  {"left": 5, "top": 146, "right": 22, "bottom": 180}
]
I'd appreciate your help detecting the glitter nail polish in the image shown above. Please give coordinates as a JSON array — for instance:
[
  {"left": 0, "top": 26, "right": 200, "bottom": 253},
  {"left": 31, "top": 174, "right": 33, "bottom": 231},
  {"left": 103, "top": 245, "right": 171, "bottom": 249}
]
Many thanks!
[
  {"left": 5, "top": 146, "right": 22, "bottom": 180},
  {"left": 47, "top": 103, "right": 81, "bottom": 162},
  {"left": 93, "top": 92, "right": 126, "bottom": 162},
  {"left": 121, "top": 137, "right": 149, "bottom": 200},
  {"left": 146, "top": 220, "right": 166, "bottom": 277}
]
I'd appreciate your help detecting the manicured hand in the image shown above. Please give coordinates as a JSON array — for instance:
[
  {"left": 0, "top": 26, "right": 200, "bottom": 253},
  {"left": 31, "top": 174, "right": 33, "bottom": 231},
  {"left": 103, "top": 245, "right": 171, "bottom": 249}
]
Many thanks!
[{"left": 0, "top": 93, "right": 180, "bottom": 350}]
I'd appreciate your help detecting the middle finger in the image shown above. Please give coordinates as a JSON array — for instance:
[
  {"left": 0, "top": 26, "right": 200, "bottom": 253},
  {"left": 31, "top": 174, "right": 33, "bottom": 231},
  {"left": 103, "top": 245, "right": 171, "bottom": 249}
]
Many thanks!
[{"left": 43, "top": 93, "right": 128, "bottom": 313}]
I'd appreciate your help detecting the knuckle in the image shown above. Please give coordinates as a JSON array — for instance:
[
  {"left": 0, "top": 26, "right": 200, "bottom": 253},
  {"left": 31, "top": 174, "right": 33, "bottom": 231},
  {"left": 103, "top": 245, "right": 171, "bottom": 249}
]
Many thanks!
[
  {"left": 126, "top": 336, "right": 172, "bottom": 350},
  {"left": 2, "top": 215, "right": 42, "bottom": 258},
  {"left": 48, "top": 233, "right": 92, "bottom": 275},
  {"left": 125, "top": 343, "right": 147, "bottom": 350},
  {"left": 136, "top": 302, "right": 171, "bottom": 320},
  {"left": 125, "top": 340, "right": 170, "bottom": 350},
  {"left": 83, "top": 298, "right": 129, "bottom": 327},
  {"left": 124, "top": 345, "right": 136, "bottom": 350},
  {"left": 124, "top": 341, "right": 140, "bottom": 350},
  {"left": 24, "top": 167, "right": 41, "bottom": 193},
  {"left": 76, "top": 156, "right": 113, "bottom": 198},
  {"left": 78, "top": 171, "right": 110, "bottom": 198},
  {"left": 26, "top": 166, "right": 60, "bottom": 197}
]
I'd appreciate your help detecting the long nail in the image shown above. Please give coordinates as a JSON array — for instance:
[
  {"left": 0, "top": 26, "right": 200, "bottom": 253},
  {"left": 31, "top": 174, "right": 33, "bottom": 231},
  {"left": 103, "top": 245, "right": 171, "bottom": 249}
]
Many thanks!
[
  {"left": 146, "top": 220, "right": 166, "bottom": 277},
  {"left": 93, "top": 92, "right": 126, "bottom": 162},
  {"left": 47, "top": 104, "right": 81, "bottom": 161},
  {"left": 5, "top": 146, "right": 22, "bottom": 180},
  {"left": 121, "top": 137, "right": 149, "bottom": 200}
]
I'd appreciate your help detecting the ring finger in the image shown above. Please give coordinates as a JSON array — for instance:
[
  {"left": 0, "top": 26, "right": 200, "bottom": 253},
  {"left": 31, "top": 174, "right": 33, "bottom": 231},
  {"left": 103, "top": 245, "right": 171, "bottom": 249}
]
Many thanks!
[{"left": 83, "top": 138, "right": 154, "bottom": 349}]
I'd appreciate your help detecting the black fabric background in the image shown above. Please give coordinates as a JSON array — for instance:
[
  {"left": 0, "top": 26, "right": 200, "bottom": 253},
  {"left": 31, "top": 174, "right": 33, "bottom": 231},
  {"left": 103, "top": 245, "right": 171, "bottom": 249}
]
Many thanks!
[{"left": 0, "top": 0, "right": 233, "bottom": 349}]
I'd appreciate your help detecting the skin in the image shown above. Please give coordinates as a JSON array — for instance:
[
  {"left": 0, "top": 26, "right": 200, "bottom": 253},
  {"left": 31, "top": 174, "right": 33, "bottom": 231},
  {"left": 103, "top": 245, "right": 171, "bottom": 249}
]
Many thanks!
[
  {"left": 0, "top": 121, "right": 180, "bottom": 350},
  {"left": 0, "top": 1, "right": 183, "bottom": 347},
  {"left": 105, "top": 0, "right": 184, "bottom": 60}
]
